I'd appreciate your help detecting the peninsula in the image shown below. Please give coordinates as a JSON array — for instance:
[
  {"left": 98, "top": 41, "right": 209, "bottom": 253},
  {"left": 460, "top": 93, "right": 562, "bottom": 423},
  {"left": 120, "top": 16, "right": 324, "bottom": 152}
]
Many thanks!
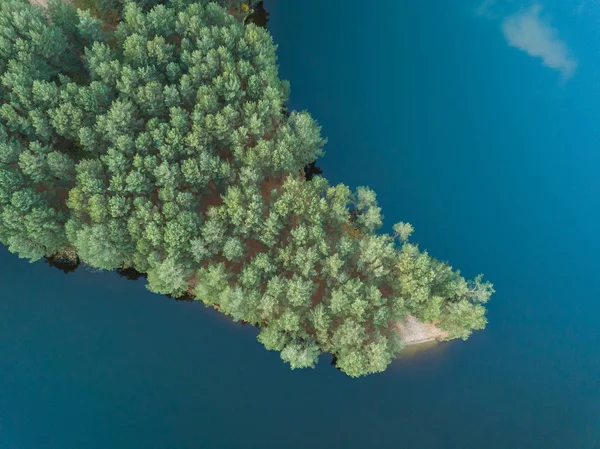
[{"left": 0, "top": 0, "right": 494, "bottom": 376}]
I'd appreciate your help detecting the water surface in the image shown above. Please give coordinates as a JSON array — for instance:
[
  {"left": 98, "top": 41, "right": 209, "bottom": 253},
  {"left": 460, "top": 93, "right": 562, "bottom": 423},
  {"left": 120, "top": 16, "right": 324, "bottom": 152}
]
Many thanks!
[{"left": 1, "top": 1, "right": 600, "bottom": 448}]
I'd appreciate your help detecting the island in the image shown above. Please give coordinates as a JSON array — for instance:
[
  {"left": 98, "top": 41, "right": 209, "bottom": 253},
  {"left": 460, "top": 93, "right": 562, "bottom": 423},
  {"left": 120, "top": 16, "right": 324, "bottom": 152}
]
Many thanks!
[{"left": 0, "top": 0, "right": 494, "bottom": 377}]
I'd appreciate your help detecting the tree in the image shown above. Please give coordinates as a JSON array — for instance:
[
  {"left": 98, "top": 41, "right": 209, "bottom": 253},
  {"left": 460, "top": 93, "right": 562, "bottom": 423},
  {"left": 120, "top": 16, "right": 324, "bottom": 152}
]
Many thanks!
[
  {"left": 0, "top": 0, "right": 494, "bottom": 377},
  {"left": 393, "top": 221, "right": 414, "bottom": 243},
  {"left": 147, "top": 256, "right": 190, "bottom": 296},
  {"left": 280, "top": 340, "right": 320, "bottom": 369}
]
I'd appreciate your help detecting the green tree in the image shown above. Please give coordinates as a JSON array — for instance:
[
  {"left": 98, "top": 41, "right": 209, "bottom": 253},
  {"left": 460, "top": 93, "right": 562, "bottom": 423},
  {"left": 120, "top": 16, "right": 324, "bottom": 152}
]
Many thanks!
[{"left": 0, "top": 0, "right": 494, "bottom": 377}]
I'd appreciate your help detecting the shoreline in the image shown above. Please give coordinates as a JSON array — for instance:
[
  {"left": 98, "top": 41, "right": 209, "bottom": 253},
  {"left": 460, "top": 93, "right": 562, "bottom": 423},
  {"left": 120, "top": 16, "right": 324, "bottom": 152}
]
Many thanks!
[{"left": 395, "top": 315, "right": 449, "bottom": 346}]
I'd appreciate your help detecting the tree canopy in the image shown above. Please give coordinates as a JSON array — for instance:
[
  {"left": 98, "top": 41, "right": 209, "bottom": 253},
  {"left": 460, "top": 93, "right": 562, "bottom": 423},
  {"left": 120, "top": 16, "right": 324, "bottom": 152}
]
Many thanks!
[{"left": 0, "top": 0, "right": 494, "bottom": 377}]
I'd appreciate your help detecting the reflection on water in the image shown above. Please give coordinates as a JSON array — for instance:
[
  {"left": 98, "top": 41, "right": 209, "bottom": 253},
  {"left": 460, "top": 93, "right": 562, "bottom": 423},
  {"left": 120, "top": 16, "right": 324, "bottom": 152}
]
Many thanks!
[{"left": 390, "top": 340, "right": 453, "bottom": 372}]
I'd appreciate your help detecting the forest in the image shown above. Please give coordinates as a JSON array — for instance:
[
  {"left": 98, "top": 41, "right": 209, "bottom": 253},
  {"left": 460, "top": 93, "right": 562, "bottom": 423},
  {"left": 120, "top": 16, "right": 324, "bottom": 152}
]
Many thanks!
[{"left": 0, "top": 0, "right": 494, "bottom": 377}]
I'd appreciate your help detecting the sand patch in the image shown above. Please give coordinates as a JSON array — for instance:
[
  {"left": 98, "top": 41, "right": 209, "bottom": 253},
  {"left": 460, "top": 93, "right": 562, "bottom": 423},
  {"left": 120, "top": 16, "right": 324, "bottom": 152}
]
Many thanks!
[{"left": 395, "top": 315, "right": 449, "bottom": 345}]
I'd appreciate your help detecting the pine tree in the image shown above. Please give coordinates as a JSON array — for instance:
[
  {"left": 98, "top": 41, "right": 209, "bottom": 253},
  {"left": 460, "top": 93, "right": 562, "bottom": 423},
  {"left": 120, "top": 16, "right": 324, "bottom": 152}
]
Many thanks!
[{"left": 0, "top": 0, "right": 494, "bottom": 377}]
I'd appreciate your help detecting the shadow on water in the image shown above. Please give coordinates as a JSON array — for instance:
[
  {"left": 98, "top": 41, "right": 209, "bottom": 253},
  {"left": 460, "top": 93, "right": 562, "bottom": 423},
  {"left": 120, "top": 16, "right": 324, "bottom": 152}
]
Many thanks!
[
  {"left": 166, "top": 291, "right": 195, "bottom": 302},
  {"left": 330, "top": 354, "right": 342, "bottom": 371},
  {"left": 304, "top": 161, "right": 323, "bottom": 181},
  {"left": 44, "top": 255, "right": 80, "bottom": 274},
  {"left": 43, "top": 257, "right": 149, "bottom": 282},
  {"left": 116, "top": 267, "right": 147, "bottom": 281},
  {"left": 246, "top": 1, "right": 269, "bottom": 28}
]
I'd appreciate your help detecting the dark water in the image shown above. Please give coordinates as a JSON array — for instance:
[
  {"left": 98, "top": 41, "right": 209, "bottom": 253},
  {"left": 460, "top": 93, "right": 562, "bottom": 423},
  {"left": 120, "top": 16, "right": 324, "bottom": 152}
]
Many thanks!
[{"left": 1, "top": 1, "right": 600, "bottom": 448}]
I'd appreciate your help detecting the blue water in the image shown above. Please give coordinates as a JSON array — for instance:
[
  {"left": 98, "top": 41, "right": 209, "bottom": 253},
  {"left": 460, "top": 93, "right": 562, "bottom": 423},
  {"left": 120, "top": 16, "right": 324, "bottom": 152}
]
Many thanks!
[{"left": 1, "top": 0, "right": 600, "bottom": 447}]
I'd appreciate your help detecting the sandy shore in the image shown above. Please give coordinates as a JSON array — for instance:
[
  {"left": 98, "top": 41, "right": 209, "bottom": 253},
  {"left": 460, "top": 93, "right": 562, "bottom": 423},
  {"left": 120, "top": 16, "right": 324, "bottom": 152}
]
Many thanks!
[{"left": 395, "top": 315, "right": 449, "bottom": 345}]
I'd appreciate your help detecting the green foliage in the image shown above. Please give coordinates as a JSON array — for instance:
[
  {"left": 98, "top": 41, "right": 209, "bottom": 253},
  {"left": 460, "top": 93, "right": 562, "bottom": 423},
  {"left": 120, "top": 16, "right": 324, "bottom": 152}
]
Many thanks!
[
  {"left": 147, "top": 256, "right": 190, "bottom": 296},
  {"left": 0, "top": 0, "right": 493, "bottom": 377},
  {"left": 222, "top": 236, "right": 244, "bottom": 261},
  {"left": 393, "top": 221, "right": 414, "bottom": 243},
  {"left": 280, "top": 339, "right": 320, "bottom": 369},
  {"left": 439, "top": 300, "right": 488, "bottom": 340}
]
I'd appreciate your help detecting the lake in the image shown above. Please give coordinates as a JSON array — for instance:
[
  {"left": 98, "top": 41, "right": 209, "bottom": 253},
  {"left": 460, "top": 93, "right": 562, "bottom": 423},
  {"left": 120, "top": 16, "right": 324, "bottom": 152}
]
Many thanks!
[{"left": 1, "top": 0, "right": 599, "bottom": 448}]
